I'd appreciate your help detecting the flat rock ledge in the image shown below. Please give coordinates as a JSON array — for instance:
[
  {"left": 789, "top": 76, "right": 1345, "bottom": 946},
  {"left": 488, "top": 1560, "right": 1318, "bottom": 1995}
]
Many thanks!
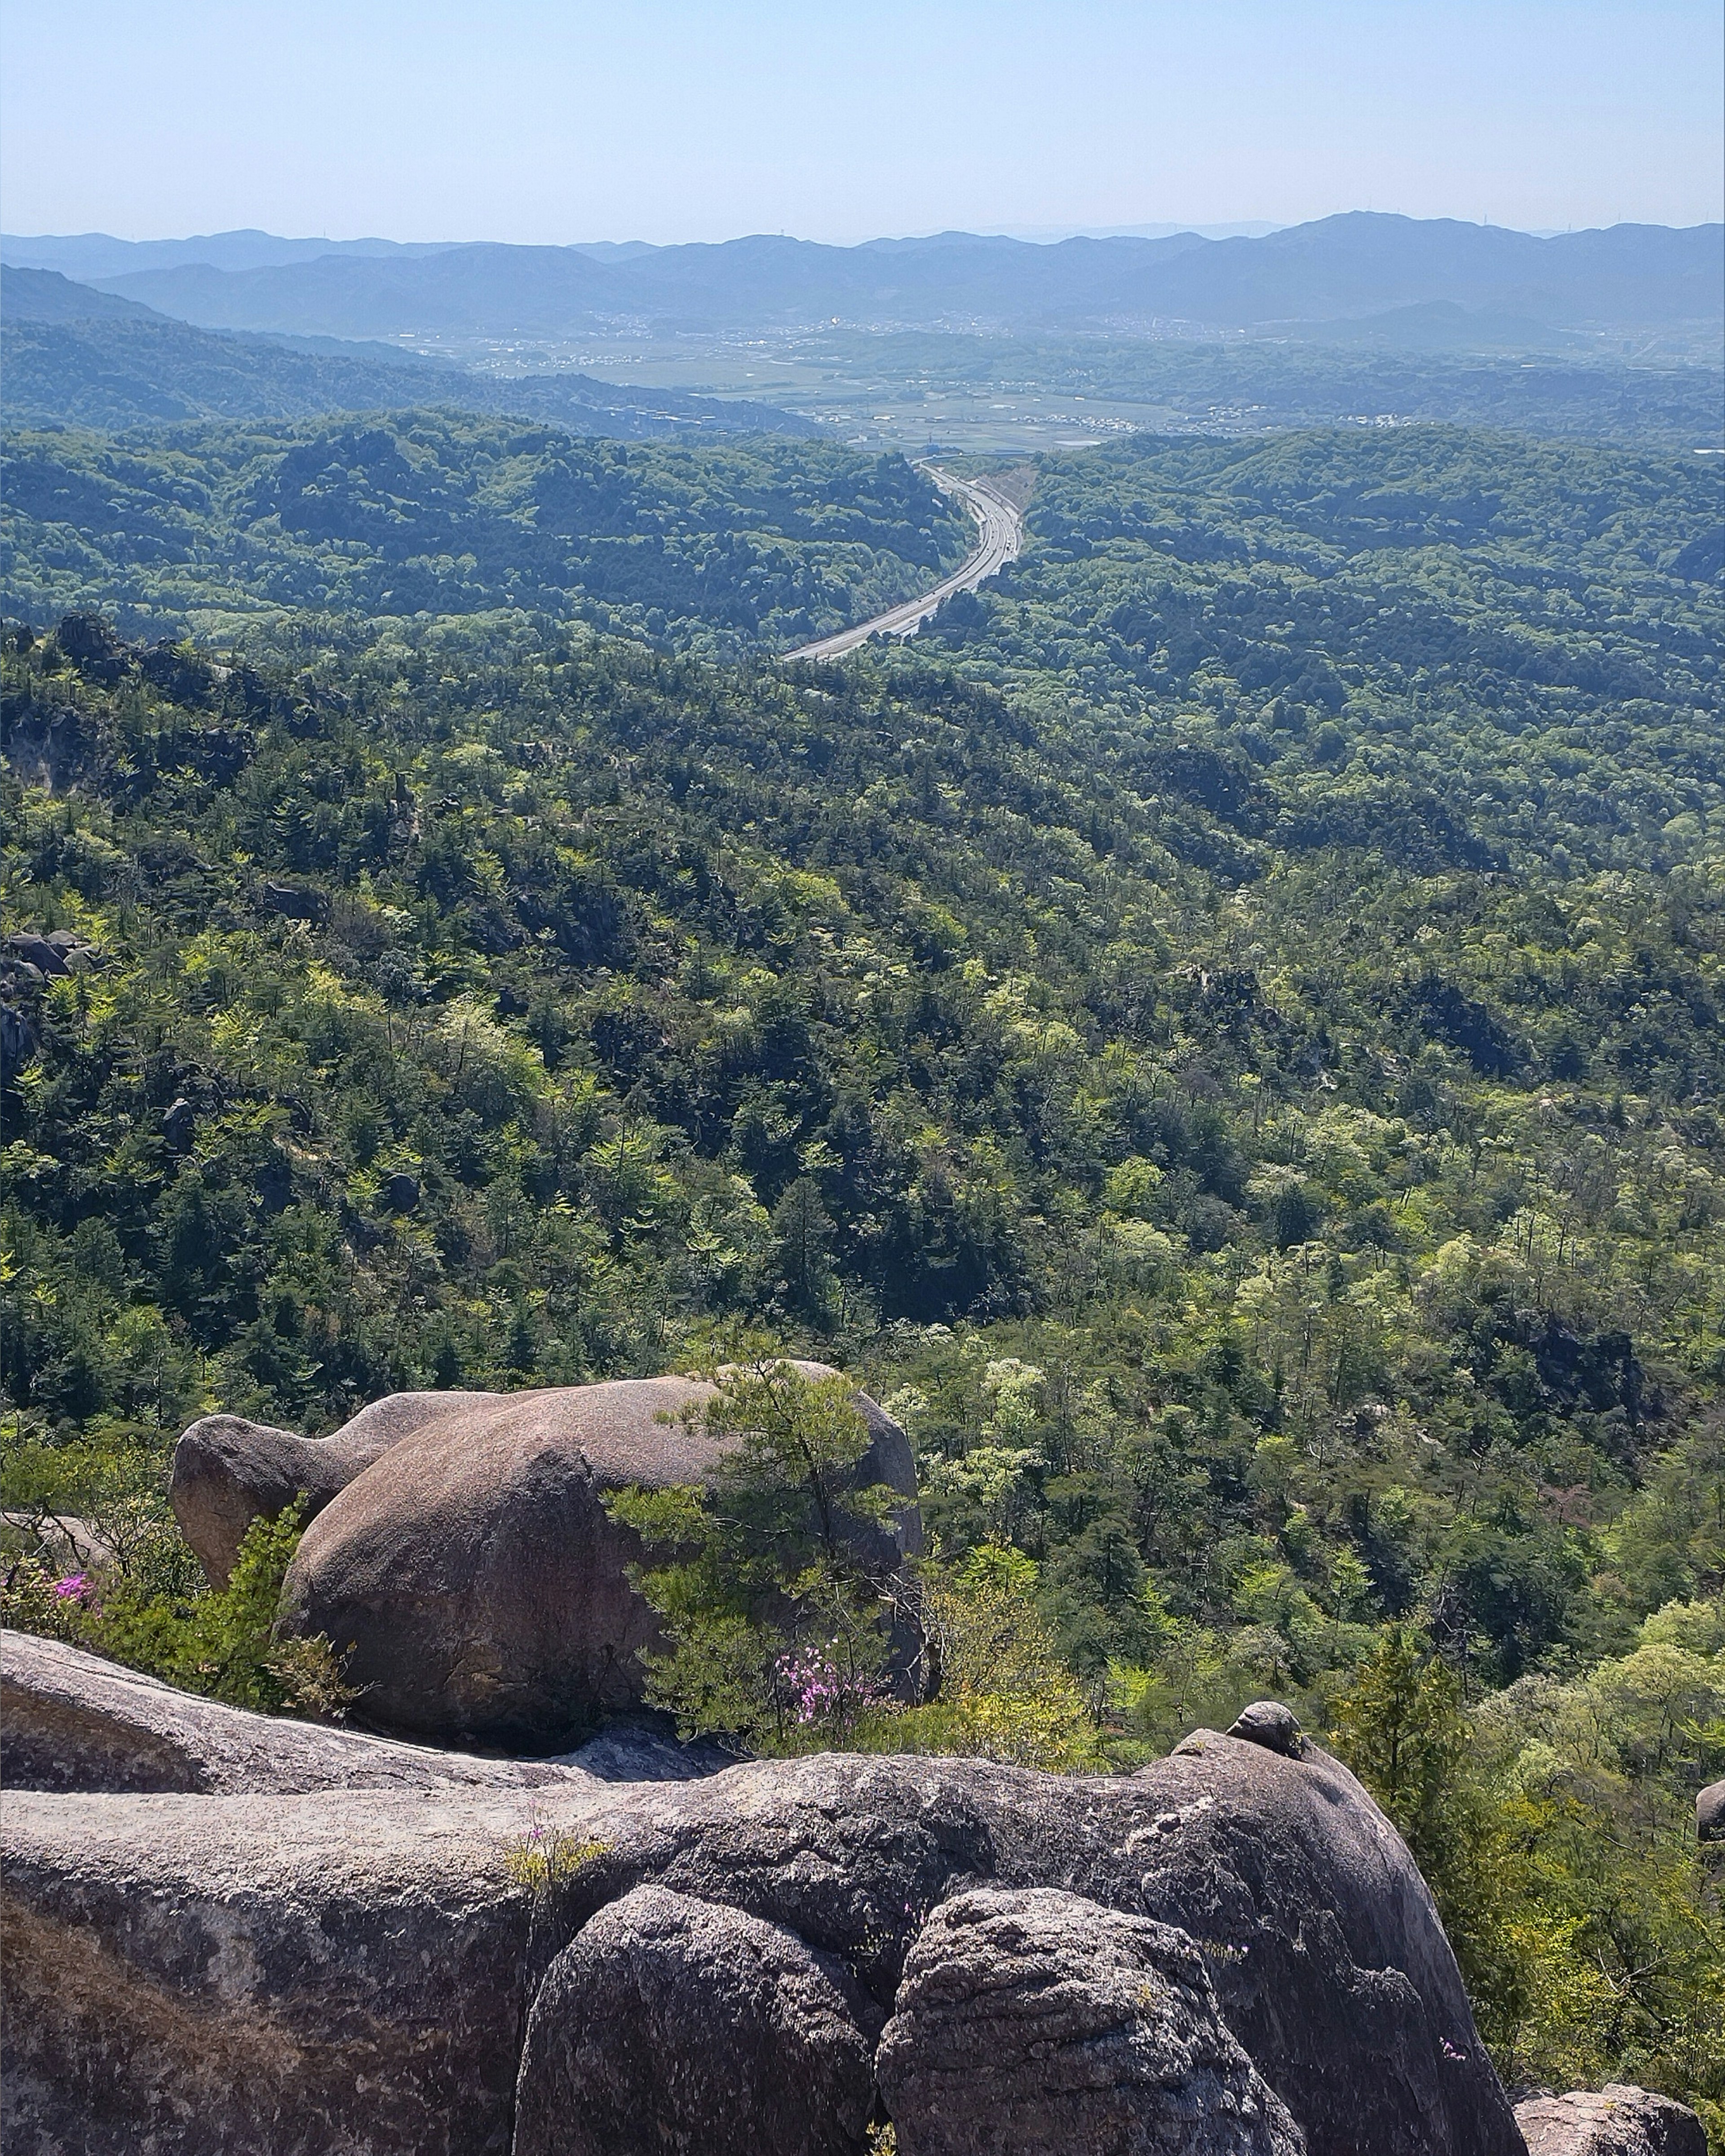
[{"left": 2, "top": 1629, "right": 597, "bottom": 1795}]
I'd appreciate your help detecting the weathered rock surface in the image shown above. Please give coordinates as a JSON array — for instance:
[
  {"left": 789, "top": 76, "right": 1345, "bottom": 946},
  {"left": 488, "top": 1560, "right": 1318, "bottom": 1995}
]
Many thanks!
[
  {"left": 2, "top": 1786, "right": 543, "bottom": 2156},
  {"left": 514, "top": 1884, "right": 876, "bottom": 2156},
  {"left": 171, "top": 1391, "right": 488, "bottom": 1583},
  {"left": 875, "top": 1886, "right": 1305, "bottom": 2155},
  {"left": 1226, "top": 1699, "right": 1305, "bottom": 1756},
  {"left": 1515, "top": 2084, "right": 1707, "bottom": 2156},
  {"left": 275, "top": 1368, "right": 918, "bottom": 1750},
  {"left": 1, "top": 1628, "right": 593, "bottom": 1794},
  {"left": 1697, "top": 1775, "right": 1725, "bottom": 1843},
  {"left": 1138, "top": 1728, "right": 1521, "bottom": 2156},
  {"left": 4, "top": 1735, "right": 1521, "bottom": 2156}
]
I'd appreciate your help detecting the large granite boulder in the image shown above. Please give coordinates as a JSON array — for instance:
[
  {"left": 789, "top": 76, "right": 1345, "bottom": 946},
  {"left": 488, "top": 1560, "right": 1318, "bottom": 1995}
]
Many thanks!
[
  {"left": 1129, "top": 1727, "right": 1521, "bottom": 2156},
  {"left": 172, "top": 1391, "right": 490, "bottom": 1584},
  {"left": 1515, "top": 2085, "right": 1707, "bottom": 2156},
  {"left": 513, "top": 1884, "right": 876, "bottom": 2156},
  {"left": 274, "top": 1369, "right": 917, "bottom": 1750},
  {"left": 875, "top": 1886, "right": 1305, "bottom": 2155},
  {"left": 4, "top": 1733, "right": 1523, "bottom": 2156},
  {"left": 1697, "top": 1776, "right": 1725, "bottom": 1843}
]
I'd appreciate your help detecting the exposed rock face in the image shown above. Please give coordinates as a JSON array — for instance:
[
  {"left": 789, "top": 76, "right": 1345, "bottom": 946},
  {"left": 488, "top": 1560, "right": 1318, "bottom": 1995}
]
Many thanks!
[
  {"left": 1139, "top": 1728, "right": 1520, "bottom": 2156},
  {"left": 514, "top": 1884, "right": 876, "bottom": 2156},
  {"left": 1515, "top": 2084, "right": 1708, "bottom": 2156},
  {"left": 1697, "top": 1776, "right": 1725, "bottom": 1843},
  {"left": 4, "top": 1735, "right": 1522, "bottom": 2156},
  {"left": 875, "top": 1886, "right": 1305, "bottom": 2155},
  {"left": 1, "top": 1629, "right": 593, "bottom": 1795},
  {"left": 2, "top": 1786, "right": 542, "bottom": 2156},
  {"left": 274, "top": 1369, "right": 918, "bottom": 1750},
  {"left": 171, "top": 1392, "right": 488, "bottom": 1584}
]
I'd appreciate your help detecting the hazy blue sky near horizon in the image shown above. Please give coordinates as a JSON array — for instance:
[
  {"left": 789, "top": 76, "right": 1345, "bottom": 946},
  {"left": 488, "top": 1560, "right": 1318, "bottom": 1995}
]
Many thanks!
[{"left": 2, "top": 0, "right": 1719, "bottom": 246}]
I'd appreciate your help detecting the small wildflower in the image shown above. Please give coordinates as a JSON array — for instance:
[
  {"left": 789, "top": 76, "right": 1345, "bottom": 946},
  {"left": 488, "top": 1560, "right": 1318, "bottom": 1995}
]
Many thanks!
[{"left": 52, "top": 1573, "right": 88, "bottom": 1602}]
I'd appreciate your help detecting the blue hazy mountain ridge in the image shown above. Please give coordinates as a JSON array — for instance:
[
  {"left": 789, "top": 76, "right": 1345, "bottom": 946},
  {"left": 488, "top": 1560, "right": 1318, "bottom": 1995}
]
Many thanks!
[
  {"left": 0, "top": 269, "right": 818, "bottom": 436},
  {"left": 0, "top": 229, "right": 454, "bottom": 278},
  {"left": 51, "top": 215, "right": 1723, "bottom": 340}
]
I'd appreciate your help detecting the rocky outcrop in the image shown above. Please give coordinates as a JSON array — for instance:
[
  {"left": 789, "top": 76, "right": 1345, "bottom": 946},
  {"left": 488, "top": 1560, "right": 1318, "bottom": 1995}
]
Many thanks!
[
  {"left": 273, "top": 1370, "right": 918, "bottom": 1750},
  {"left": 514, "top": 1885, "right": 876, "bottom": 2156},
  {"left": 1136, "top": 1727, "right": 1520, "bottom": 2156},
  {"left": 1, "top": 1629, "right": 595, "bottom": 1794},
  {"left": 1515, "top": 2084, "right": 1707, "bottom": 2156},
  {"left": 1697, "top": 1776, "right": 1725, "bottom": 1843},
  {"left": 171, "top": 1392, "right": 496, "bottom": 1584},
  {"left": 875, "top": 1886, "right": 1305, "bottom": 2155},
  {"left": 3, "top": 1732, "right": 1522, "bottom": 2156},
  {"left": 3, "top": 1785, "right": 543, "bottom": 2156}
]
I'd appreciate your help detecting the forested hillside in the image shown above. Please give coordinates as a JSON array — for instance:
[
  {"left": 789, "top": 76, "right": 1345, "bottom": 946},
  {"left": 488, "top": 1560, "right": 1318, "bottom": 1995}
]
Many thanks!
[
  {"left": 3, "top": 415, "right": 1722, "bottom": 2118},
  {"left": 0, "top": 419, "right": 970, "bottom": 654},
  {"left": 924, "top": 429, "right": 1723, "bottom": 874}
]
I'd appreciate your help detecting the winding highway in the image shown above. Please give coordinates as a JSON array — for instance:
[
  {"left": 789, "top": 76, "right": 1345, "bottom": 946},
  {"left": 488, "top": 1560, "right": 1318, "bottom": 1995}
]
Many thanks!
[{"left": 783, "top": 467, "right": 1025, "bottom": 661}]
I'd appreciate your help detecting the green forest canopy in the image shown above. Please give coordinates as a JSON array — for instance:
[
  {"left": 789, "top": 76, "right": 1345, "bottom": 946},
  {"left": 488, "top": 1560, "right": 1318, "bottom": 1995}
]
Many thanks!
[
  {"left": 3, "top": 411, "right": 1722, "bottom": 2121},
  {"left": 0, "top": 418, "right": 971, "bottom": 658}
]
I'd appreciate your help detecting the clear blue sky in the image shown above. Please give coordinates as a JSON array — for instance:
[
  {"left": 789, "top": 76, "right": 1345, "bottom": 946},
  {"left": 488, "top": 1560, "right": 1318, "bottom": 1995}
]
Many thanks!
[{"left": 2, "top": 0, "right": 1719, "bottom": 243}]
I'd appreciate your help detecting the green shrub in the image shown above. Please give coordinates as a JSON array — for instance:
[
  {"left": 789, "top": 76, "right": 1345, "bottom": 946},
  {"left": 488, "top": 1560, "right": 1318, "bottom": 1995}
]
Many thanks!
[
  {"left": 2, "top": 1497, "right": 354, "bottom": 1721},
  {"left": 606, "top": 1359, "right": 900, "bottom": 1752}
]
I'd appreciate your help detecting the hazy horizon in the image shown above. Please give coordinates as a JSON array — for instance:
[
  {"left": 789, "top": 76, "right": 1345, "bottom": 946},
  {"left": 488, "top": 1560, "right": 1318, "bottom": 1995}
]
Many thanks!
[
  {"left": 9, "top": 213, "right": 1721, "bottom": 256},
  {"left": 2, "top": 0, "right": 1719, "bottom": 247}
]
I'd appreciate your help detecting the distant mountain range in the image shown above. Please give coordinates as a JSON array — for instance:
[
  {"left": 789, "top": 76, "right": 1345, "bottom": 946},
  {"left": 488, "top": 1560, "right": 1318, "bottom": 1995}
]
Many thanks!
[
  {"left": 0, "top": 269, "right": 817, "bottom": 436},
  {"left": 0, "top": 230, "right": 458, "bottom": 279},
  {"left": 4, "top": 215, "right": 1717, "bottom": 341}
]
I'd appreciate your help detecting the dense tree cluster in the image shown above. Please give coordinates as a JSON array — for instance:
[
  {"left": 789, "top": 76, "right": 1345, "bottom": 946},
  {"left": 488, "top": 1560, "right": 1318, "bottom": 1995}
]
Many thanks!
[{"left": 0, "top": 418, "right": 970, "bottom": 658}]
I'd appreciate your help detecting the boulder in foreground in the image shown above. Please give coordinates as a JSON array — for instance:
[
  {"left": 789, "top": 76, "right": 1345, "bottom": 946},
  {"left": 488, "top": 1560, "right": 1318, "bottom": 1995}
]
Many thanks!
[
  {"left": 875, "top": 1885, "right": 1305, "bottom": 2155},
  {"left": 514, "top": 1883, "right": 876, "bottom": 2156},
  {"left": 3, "top": 1732, "right": 1522, "bottom": 2156},
  {"left": 1515, "top": 2084, "right": 1708, "bottom": 2156}
]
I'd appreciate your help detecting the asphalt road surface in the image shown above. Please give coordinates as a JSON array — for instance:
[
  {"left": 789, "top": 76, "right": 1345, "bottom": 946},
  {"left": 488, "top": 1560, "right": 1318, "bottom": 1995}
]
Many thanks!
[{"left": 783, "top": 468, "right": 1025, "bottom": 661}]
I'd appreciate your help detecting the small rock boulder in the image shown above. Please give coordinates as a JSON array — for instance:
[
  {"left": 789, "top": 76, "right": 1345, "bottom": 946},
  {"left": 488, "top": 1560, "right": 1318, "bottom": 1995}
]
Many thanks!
[
  {"left": 276, "top": 1370, "right": 917, "bottom": 1750},
  {"left": 876, "top": 1886, "right": 1304, "bottom": 2156},
  {"left": 6, "top": 929, "right": 91, "bottom": 976},
  {"left": 1226, "top": 1700, "right": 1305, "bottom": 1757},
  {"left": 513, "top": 1884, "right": 876, "bottom": 2156},
  {"left": 259, "top": 877, "right": 329, "bottom": 924},
  {"left": 1515, "top": 2084, "right": 1708, "bottom": 2156},
  {"left": 1697, "top": 1776, "right": 1725, "bottom": 1843}
]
